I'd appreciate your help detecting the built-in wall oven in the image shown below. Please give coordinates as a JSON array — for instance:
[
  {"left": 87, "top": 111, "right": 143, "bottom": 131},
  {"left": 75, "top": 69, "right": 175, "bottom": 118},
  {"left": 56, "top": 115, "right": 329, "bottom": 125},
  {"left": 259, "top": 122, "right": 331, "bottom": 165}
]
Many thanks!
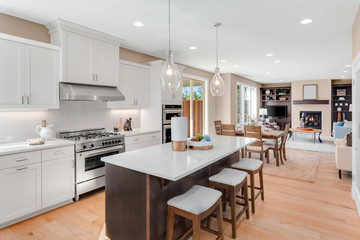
[{"left": 162, "top": 104, "right": 182, "bottom": 143}]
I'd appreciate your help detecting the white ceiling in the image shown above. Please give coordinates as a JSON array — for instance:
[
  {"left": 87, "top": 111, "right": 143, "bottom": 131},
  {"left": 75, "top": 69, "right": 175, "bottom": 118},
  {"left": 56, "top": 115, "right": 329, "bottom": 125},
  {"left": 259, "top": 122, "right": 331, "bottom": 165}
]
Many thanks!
[{"left": 1, "top": 0, "right": 359, "bottom": 83}]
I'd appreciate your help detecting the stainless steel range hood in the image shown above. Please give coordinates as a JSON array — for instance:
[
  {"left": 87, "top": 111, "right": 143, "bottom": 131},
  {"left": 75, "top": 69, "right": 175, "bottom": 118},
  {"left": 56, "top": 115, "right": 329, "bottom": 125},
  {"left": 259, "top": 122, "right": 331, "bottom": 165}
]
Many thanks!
[{"left": 59, "top": 83, "right": 125, "bottom": 101}]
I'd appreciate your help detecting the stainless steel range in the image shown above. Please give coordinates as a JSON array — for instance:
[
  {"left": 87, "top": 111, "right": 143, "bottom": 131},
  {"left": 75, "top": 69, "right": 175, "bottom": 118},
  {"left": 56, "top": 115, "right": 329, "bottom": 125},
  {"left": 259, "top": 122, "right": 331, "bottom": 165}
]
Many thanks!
[{"left": 57, "top": 128, "right": 125, "bottom": 201}]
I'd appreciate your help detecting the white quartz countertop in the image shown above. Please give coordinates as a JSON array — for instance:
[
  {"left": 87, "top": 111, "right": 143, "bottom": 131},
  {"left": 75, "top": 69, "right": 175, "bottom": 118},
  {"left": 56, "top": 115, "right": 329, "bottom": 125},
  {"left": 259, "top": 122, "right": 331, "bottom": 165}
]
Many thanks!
[
  {"left": 119, "top": 129, "right": 161, "bottom": 137},
  {"left": 0, "top": 139, "right": 74, "bottom": 156},
  {"left": 102, "top": 136, "right": 256, "bottom": 181}
]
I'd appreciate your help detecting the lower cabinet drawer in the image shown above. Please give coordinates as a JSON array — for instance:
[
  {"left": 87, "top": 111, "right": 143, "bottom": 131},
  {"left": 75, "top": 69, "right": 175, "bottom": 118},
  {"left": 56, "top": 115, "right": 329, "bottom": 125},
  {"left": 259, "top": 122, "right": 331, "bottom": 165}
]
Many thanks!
[
  {"left": 42, "top": 146, "right": 74, "bottom": 162},
  {"left": 0, "top": 151, "right": 41, "bottom": 170},
  {"left": 126, "top": 139, "right": 160, "bottom": 152},
  {"left": 125, "top": 132, "right": 160, "bottom": 146}
]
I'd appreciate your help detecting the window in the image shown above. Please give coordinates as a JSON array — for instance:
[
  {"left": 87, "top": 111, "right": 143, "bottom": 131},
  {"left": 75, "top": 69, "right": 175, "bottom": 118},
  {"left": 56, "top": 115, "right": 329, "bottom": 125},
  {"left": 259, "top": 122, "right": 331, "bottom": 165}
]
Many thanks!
[
  {"left": 183, "top": 78, "right": 206, "bottom": 137},
  {"left": 236, "top": 82, "right": 257, "bottom": 126}
]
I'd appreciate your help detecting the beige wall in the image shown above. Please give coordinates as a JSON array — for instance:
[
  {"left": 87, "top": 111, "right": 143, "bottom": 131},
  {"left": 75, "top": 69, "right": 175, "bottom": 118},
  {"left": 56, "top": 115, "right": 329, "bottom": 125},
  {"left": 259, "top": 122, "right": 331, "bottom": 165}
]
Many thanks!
[
  {"left": 215, "top": 73, "right": 261, "bottom": 124},
  {"left": 0, "top": 13, "right": 49, "bottom": 43},
  {"left": 353, "top": 6, "right": 360, "bottom": 59},
  {"left": 291, "top": 80, "right": 332, "bottom": 137}
]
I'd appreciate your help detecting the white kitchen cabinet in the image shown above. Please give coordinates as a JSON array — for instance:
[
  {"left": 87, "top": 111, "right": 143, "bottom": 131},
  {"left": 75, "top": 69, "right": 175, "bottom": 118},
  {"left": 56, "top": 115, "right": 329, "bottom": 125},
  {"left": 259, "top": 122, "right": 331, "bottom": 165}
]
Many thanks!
[
  {"left": 0, "top": 33, "right": 60, "bottom": 110},
  {"left": 47, "top": 19, "right": 122, "bottom": 87},
  {"left": 125, "top": 131, "right": 161, "bottom": 152},
  {"left": 0, "top": 162, "right": 41, "bottom": 225},
  {"left": 42, "top": 157, "right": 75, "bottom": 208},
  {"left": 0, "top": 39, "right": 24, "bottom": 108},
  {"left": 63, "top": 32, "right": 93, "bottom": 85},
  {"left": 108, "top": 61, "right": 150, "bottom": 109}
]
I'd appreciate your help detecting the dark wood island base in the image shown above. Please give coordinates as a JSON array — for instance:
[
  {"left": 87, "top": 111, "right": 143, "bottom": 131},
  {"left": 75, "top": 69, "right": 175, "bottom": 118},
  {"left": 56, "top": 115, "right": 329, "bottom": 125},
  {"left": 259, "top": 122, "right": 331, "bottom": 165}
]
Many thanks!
[{"left": 105, "top": 150, "right": 240, "bottom": 240}]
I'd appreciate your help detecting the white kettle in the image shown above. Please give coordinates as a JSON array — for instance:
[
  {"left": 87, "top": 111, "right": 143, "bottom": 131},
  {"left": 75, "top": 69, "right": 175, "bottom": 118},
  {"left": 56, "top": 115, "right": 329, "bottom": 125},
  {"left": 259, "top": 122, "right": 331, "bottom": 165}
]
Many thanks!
[{"left": 35, "top": 125, "right": 54, "bottom": 140}]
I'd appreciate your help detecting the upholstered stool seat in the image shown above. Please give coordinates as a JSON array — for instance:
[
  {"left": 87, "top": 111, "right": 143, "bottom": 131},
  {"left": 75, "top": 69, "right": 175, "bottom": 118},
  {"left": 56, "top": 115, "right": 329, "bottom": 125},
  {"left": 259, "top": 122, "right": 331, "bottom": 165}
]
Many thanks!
[
  {"left": 231, "top": 158, "right": 264, "bottom": 214},
  {"left": 167, "top": 185, "right": 224, "bottom": 240},
  {"left": 168, "top": 185, "right": 222, "bottom": 215},
  {"left": 231, "top": 158, "right": 262, "bottom": 171},
  {"left": 208, "top": 168, "right": 249, "bottom": 239},
  {"left": 209, "top": 168, "right": 247, "bottom": 186}
]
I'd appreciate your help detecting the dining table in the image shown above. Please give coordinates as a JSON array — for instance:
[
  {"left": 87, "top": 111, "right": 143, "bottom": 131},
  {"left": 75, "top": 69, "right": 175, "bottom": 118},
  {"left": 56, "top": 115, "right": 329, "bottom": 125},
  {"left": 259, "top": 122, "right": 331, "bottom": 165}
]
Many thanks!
[{"left": 236, "top": 129, "right": 284, "bottom": 166}]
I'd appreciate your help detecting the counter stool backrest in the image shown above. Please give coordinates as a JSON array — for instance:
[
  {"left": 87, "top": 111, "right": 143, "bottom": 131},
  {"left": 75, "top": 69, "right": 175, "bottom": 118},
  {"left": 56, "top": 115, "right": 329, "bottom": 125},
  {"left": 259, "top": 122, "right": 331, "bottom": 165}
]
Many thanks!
[
  {"left": 221, "top": 124, "right": 236, "bottom": 136},
  {"left": 214, "top": 120, "right": 222, "bottom": 135}
]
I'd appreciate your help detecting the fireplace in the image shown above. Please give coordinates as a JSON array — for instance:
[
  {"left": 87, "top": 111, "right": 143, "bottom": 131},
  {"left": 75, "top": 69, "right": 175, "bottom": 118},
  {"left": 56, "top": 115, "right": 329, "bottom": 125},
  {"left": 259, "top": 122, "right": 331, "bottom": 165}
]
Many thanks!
[{"left": 300, "top": 111, "right": 322, "bottom": 129}]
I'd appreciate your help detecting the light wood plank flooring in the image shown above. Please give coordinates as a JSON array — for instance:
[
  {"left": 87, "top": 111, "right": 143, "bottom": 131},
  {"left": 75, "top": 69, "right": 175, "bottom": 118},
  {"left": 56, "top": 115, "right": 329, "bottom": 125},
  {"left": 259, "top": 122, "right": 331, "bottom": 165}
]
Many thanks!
[{"left": 0, "top": 149, "right": 359, "bottom": 240}]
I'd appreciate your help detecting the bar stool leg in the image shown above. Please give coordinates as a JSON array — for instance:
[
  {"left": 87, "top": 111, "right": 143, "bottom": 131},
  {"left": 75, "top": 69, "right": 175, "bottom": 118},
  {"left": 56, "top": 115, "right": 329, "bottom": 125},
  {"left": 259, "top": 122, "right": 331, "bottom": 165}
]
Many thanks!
[
  {"left": 259, "top": 169, "right": 264, "bottom": 201},
  {"left": 166, "top": 206, "right": 175, "bottom": 240},
  {"left": 192, "top": 215, "right": 201, "bottom": 240},
  {"left": 216, "top": 199, "right": 224, "bottom": 240},
  {"left": 243, "top": 178, "right": 250, "bottom": 219},
  {"left": 230, "top": 187, "right": 237, "bottom": 239},
  {"left": 250, "top": 173, "right": 255, "bottom": 213}
]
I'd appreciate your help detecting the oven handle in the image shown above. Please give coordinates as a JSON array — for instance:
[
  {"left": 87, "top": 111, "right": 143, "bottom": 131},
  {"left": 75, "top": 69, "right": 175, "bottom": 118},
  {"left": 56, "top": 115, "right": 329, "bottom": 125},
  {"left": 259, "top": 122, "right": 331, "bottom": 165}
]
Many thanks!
[
  {"left": 163, "top": 110, "right": 183, "bottom": 114},
  {"left": 163, "top": 125, "right": 172, "bottom": 129},
  {"left": 80, "top": 145, "right": 125, "bottom": 158}
]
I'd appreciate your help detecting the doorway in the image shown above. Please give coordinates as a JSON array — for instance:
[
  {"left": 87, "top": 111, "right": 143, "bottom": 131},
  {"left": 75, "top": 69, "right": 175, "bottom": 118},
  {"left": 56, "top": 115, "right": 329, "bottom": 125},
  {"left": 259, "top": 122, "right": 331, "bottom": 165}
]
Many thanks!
[{"left": 182, "top": 78, "right": 205, "bottom": 137}]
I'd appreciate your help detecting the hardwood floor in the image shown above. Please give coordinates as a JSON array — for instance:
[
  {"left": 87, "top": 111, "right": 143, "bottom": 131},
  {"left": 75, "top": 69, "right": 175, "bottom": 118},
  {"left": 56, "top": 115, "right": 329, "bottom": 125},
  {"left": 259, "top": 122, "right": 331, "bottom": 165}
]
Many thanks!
[{"left": 1, "top": 149, "right": 359, "bottom": 240}]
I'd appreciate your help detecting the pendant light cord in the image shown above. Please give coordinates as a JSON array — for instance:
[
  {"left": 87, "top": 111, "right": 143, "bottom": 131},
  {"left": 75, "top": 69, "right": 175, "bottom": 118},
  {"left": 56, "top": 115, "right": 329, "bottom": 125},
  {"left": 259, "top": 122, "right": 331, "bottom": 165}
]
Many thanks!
[
  {"left": 168, "top": 0, "right": 171, "bottom": 52},
  {"left": 214, "top": 23, "right": 221, "bottom": 69}
]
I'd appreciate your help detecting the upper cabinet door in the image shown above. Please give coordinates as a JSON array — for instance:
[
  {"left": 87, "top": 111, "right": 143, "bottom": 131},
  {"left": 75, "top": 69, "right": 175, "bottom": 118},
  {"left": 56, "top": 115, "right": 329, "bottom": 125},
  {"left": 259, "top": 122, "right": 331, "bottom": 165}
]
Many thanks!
[
  {"left": 0, "top": 39, "right": 25, "bottom": 108},
  {"left": 136, "top": 67, "right": 150, "bottom": 107},
  {"left": 26, "top": 46, "right": 59, "bottom": 109},
  {"left": 95, "top": 40, "right": 119, "bottom": 87},
  {"left": 64, "top": 32, "right": 93, "bottom": 84}
]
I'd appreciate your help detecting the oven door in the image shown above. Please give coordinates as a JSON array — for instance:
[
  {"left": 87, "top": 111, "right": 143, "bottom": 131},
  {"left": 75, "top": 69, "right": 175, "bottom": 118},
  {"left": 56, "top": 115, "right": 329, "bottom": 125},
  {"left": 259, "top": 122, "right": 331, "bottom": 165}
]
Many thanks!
[
  {"left": 163, "top": 124, "right": 172, "bottom": 143},
  {"left": 76, "top": 145, "right": 124, "bottom": 183},
  {"left": 162, "top": 110, "right": 182, "bottom": 124}
]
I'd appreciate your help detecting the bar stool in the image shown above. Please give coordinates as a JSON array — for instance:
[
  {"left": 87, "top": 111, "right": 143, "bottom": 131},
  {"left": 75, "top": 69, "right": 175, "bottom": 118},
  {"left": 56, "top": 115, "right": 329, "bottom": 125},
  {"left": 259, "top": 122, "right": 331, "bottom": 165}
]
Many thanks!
[
  {"left": 167, "top": 185, "right": 224, "bottom": 240},
  {"left": 208, "top": 168, "right": 249, "bottom": 239},
  {"left": 231, "top": 158, "right": 264, "bottom": 214}
]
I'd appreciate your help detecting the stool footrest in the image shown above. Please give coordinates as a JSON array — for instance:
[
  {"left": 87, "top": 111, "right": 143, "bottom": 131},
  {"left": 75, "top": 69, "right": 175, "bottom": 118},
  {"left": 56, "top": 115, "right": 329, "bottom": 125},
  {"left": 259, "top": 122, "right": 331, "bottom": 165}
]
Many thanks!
[{"left": 200, "top": 225, "right": 222, "bottom": 240}]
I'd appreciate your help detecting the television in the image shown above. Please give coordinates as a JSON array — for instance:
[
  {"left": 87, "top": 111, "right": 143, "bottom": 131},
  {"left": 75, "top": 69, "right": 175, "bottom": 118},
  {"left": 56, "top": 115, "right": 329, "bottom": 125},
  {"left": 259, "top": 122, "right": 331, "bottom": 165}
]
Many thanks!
[{"left": 264, "top": 105, "right": 287, "bottom": 118}]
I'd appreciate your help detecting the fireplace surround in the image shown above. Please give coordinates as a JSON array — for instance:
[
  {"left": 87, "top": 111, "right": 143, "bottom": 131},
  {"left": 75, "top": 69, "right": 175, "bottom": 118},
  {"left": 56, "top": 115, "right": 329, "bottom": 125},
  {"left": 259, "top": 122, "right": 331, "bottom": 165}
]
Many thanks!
[{"left": 300, "top": 111, "right": 322, "bottom": 129}]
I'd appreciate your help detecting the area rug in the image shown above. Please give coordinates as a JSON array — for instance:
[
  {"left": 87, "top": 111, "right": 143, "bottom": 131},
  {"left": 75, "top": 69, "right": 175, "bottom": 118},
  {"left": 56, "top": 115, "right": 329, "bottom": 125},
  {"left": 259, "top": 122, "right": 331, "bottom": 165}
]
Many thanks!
[
  {"left": 286, "top": 139, "right": 335, "bottom": 153},
  {"left": 249, "top": 150, "right": 320, "bottom": 183}
]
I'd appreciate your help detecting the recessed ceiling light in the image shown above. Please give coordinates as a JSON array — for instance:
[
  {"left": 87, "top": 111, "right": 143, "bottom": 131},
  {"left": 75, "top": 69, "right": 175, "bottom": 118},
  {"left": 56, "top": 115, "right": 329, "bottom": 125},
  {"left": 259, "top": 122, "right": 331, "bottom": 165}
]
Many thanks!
[
  {"left": 220, "top": 60, "right": 227, "bottom": 63},
  {"left": 345, "top": 65, "right": 351, "bottom": 68},
  {"left": 274, "top": 60, "right": 280, "bottom": 63},
  {"left": 233, "top": 65, "right": 239, "bottom": 68},
  {"left": 133, "top": 21, "right": 144, "bottom": 27},
  {"left": 342, "top": 70, "right": 348, "bottom": 73},
  {"left": 265, "top": 72, "right": 270, "bottom": 75},
  {"left": 189, "top": 46, "right": 197, "bottom": 50},
  {"left": 340, "top": 76, "right": 345, "bottom": 78},
  {"left": 266, "top": 54, "right": 274, "bottom": 57},
  {"left": 279, "top": 80, "right": 283, "bottom": 82},
  {"left": 300, "top": 19, "right": 313, "bottom": 25},
  {"left": 272, "top": 76, "right": 277, "bottom": 78}
]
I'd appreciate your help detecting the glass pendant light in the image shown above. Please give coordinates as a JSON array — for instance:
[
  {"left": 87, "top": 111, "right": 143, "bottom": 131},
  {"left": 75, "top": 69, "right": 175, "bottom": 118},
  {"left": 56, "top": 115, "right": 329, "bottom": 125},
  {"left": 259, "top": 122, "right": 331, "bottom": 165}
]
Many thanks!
[
  {"left": 160, "top": 0, "right": 181, "bottom": 92},
  {"left": 210, "top": 23, "right": 225, "bottom": 97}
]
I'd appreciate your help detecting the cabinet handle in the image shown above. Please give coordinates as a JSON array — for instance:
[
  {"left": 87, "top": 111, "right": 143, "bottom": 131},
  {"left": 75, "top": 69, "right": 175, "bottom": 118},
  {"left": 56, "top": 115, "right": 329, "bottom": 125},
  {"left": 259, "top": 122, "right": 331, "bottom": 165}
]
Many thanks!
[
  {"left": 151, "top": 135, "right": 156, "bottom": 139},
  {"left": 21, "top": 96, "right": 24, "bottom": 104},
  {"left": 135, "top": 99, "right": 138, "bottom": 105},
  {"left": 16, "top": 167, "right": 28, "bottom": 171},
  {"left": 134, "top": 138, "right": 140, "bottom": 142},
  {"left": 54, "top": 151, "right": 64, "bottom": 155},
  {"left": 96, "top": 74, "right": 98, "bottom": 81},
  {"left": 15, "top": 158, "right": 28, "bottom": 162},
  {"left": 134, "top": 99, "right": 136, "bottom": 105},
  {"left": 27, "top": 96, "right": 30, "bottom": 104},
  {"left": 92, "top": 74, "right": 95, "bottom": 81}
]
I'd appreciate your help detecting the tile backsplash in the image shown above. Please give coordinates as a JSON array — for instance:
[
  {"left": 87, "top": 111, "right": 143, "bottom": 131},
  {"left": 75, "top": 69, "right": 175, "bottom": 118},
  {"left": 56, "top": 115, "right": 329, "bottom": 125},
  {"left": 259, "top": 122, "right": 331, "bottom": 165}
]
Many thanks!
[{"left": 0, "top": 101, "right": 140, "bottom": 143}]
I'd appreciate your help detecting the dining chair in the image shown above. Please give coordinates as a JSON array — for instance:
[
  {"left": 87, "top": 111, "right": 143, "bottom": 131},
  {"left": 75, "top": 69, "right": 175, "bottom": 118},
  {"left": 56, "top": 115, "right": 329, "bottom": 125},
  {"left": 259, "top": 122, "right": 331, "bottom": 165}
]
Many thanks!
[
  {"left": 221, "top": 124, "right": 236, "bottom": 136},
  {"left": 264, "top": 124, "right": 290, "bottom": 164},
  {"left": 214, "top": 120, "right": 222, "bottom": 135},
  {"left": 244, "top": 125, "right": 270, "bottom": 162}
]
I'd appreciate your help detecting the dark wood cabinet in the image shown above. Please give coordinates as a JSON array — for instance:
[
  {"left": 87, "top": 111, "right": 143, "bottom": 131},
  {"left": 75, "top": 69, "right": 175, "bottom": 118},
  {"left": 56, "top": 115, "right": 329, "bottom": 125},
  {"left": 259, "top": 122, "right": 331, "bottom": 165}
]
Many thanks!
[
  {"left": 331, "top": 84, "right": 352, "bottom": 131},
  {"left": 260, "top": 87, "right": 292, "bottom": 130}
]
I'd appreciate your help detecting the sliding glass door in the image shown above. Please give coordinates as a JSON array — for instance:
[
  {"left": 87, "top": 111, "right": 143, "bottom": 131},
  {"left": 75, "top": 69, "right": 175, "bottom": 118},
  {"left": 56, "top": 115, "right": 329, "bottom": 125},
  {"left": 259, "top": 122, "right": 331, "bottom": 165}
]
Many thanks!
[{"left": 183, "top": 78, "right": 205, "bottom": 137}]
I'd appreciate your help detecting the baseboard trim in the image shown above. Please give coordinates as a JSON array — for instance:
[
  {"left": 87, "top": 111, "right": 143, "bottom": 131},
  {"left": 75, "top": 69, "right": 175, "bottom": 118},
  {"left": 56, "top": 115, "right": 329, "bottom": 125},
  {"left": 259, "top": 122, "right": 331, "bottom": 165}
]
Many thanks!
[
  {"left": 352, "top": 184, "right": 360, "bottom": 218},
  {"left": 0, "top": 199, "right": 73, "bottom": 229}
]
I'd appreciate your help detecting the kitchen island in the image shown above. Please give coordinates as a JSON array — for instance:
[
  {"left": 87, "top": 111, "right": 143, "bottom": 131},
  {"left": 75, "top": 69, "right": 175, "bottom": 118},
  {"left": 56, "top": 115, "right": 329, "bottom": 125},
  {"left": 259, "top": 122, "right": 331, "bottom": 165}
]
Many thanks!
[{"left": 102, "top": 135, "right": 255, "bottom": 240}]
